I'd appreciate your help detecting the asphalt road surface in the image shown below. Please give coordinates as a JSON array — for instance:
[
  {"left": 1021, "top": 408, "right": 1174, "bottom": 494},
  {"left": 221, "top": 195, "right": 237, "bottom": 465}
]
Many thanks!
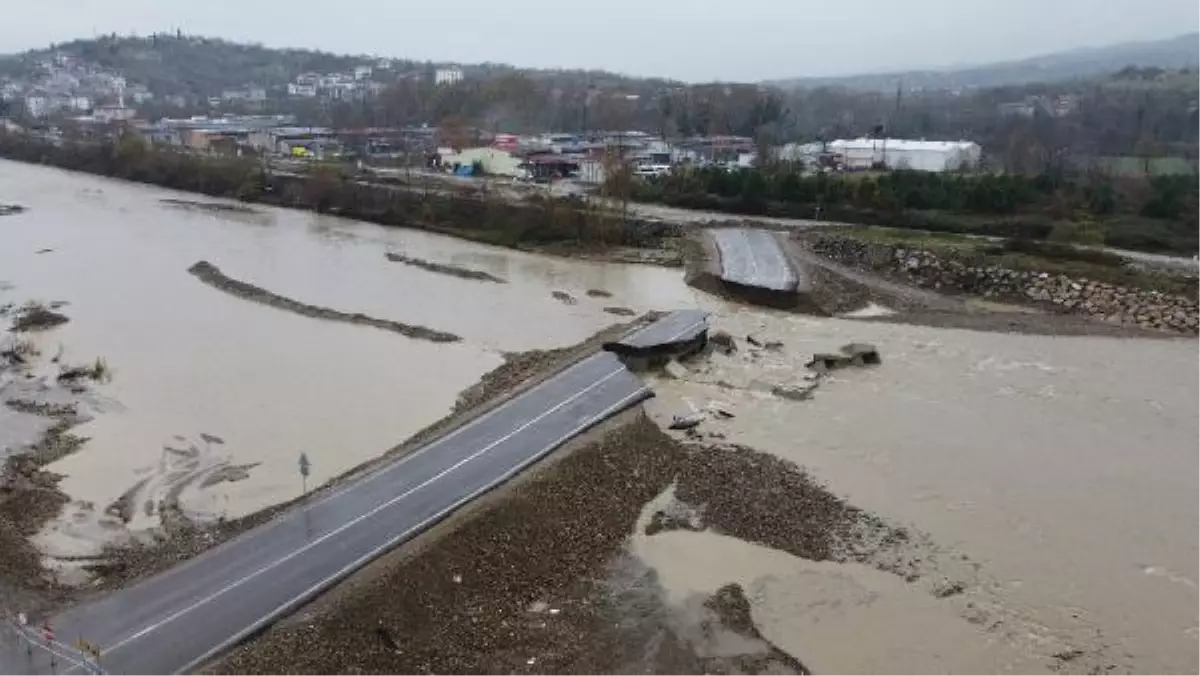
[
  {"left": 611, "top": 309, "right": 709, "bottom": 350},
  {"left": 710, "top": 228, "right": 800, "bottom": 292},
  {"left": 1, "top": 352, "right": 651, "bottom": 675}
]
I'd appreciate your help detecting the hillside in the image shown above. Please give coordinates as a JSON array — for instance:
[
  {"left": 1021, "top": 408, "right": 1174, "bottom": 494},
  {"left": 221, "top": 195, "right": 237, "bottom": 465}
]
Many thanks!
[
  {"left": 0, "top": 34, "right": 388, "bottom": 97},
  {"left": 772, "top": 33, "right": 1200, "bottom": 91}
]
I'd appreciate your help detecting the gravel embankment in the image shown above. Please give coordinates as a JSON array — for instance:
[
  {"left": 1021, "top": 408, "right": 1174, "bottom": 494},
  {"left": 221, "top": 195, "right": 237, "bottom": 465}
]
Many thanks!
[
  {"left": 384, "top": 252, "right": 507, "bottom": 283},
  {"left": 209, "top": 411, "right": 920, "bottom": 674},
  {"left": 187, "top": 260, "right": 462, "bottom": 343}
]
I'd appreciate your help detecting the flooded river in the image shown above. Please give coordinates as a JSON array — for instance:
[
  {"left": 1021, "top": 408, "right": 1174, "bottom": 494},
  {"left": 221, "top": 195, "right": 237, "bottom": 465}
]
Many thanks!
[
  {"left": 645, "top": 308, "right": 1198, "bottom": 672},
  {"left": 2, "top": 160, "right": 1195, "bottom": 672},
  {"left": 0, "top": 160, "right": 698, "bottom": 557}
]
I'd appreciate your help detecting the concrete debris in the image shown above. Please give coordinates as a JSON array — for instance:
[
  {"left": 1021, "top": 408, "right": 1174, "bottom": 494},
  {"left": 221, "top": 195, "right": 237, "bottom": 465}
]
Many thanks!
[
  {"left": 745, "top": 334, "right": 764, "bottom": 348},
  {"left": 840, "top": 342, "right": 881, "bottom": 365},
  {"left": 771, "top": 381, "right": 820, "bottom": 401},
  {"left": 709, "top": 330, "right": 737, "bottom": 355},
  {"left": 662, "top": 360, "right": 689, "bottom": 379},
  {"left": 764, "top": 340, "right": 784, "bottom": 351},
  {"left": 669, "top": 412, "right": 706, "bottom": 430},
  {"left": 806, "top": 342, "right": 882, "bottom": 372}
]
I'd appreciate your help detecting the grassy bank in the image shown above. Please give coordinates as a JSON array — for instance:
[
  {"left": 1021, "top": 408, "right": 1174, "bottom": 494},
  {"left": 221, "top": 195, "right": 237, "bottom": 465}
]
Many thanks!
[{"left": 0, "top": 132, "right": 681, "bottom": 259}]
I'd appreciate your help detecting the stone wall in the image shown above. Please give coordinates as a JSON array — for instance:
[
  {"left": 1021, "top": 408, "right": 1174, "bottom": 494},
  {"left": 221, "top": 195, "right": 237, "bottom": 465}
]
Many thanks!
[{"left": 806, "top": 235, "right": 1198, "bottom": 334}]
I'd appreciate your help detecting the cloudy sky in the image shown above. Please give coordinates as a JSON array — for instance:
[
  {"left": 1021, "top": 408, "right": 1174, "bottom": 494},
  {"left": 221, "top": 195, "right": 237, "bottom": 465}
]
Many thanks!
[{"left": 1, "top": 0, "right": 1195, "bottom": 81}]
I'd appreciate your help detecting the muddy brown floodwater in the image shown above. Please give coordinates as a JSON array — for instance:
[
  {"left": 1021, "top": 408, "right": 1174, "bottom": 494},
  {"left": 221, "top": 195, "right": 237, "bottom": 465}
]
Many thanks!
[
  {"left": 645, "top": 306, "right": 1198, "bottom": 673},
  {"left": 0, "top": 160, "right": 699, "bottom": 571}
]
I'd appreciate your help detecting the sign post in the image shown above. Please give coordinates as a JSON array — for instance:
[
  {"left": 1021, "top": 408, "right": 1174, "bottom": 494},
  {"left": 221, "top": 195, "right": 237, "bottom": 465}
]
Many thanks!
[{"left": 298, "top": 452, "right": 311, "bottom": 495}]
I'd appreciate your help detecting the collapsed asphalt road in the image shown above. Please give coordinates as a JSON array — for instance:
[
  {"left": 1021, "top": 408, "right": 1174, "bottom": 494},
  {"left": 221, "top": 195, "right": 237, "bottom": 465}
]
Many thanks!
[{"left": 1, "top": 351, "right": 653, "bottom": 675}]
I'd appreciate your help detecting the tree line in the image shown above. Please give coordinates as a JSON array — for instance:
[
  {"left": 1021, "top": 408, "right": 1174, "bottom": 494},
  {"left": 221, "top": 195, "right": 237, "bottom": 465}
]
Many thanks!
[
  {"left": 0, "top": 130, "right": 675, "bottom": 252},
  {"left": 626, "top": 165, "right": 1198, "bottom": 254}
]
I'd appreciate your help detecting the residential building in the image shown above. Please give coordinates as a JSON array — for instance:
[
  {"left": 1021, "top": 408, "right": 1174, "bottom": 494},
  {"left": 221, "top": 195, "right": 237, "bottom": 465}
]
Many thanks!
[
  {"left": 354, "top": 65, "right": 373, "bottom": 80},
  {"left": 92, "top": 105, "right": 137, "bottom": 122},
  {"left": 24, "top": 95, "right": 51, "bottom": 118},
  {"left": 287, "top": 83, "right": 317, "bottom": 98},
  {"left": 435, "top": 67, "right": 464, "bottom": 86},
  {"left": 68, "top": 95, "right": 93, "bottom": 112}
]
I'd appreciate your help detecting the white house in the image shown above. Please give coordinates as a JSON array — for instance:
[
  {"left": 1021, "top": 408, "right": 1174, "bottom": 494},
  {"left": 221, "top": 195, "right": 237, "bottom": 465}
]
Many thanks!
[
  {"left": 24, "top": 95, "right": 50, "bottom": 118},
  {"left": 435, "top": 67, "right": 464, "bottom": 87},
  {"left": 68, "top": 95, "right": 93, "bottom": 112},
  {"left": 287, "top": 83, "right": 317, "bottom": 98},
  {"left": 354, "top": 65, "right": 373, "bottom": 80},
  {"left": 827, "top": 138, "right": 981, "bottom": 172}
]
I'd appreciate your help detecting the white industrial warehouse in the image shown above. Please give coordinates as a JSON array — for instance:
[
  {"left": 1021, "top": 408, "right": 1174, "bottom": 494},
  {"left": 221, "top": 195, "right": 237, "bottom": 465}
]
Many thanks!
[{"left": 779, "top": 138, "right": 983, "bottom": 172}]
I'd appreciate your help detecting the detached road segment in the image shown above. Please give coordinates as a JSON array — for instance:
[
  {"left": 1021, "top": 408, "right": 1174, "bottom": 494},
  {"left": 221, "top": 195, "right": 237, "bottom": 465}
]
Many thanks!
[
  {"left": 710, "top": 228, "right": 801, "bottom": 292},
  {"left": 2, "top": 350, "right": 654, "bottom": 675}
]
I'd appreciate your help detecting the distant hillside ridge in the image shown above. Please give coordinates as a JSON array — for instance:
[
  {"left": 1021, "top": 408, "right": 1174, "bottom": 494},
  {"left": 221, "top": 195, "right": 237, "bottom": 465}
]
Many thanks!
[{"left": 770, "top": 33, "right": 1200, "bottom": 91}]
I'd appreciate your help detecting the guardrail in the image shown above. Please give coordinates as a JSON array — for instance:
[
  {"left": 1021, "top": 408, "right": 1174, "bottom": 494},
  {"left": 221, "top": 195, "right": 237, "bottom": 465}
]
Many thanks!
[{"left": 3, "top": 613, "right": 105, "bottom": 675}]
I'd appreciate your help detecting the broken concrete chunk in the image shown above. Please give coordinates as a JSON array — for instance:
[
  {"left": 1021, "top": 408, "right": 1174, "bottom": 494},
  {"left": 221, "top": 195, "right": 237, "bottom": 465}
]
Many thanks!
[
  {"left": 669, "top": 412, "right": 706, "bottom": 430},
  {"left": 551, "top": 290, "right": 577, "bottom": 305},
  {"left": 840, "top": 342, "right": 881, "bottom": 365},
  {"left": 771, "top": 381, "right": 820, "bottom": 401},
  {"left": 745, "top": 334, "right": 764, "bottom": 348},
  {"left": 764, "top": 340, "right": 784, "bottom": 351},
  {"left": 663, "top": 359, "right": 689, "bottom": 379},
  {"left": 709, "top": 330, "right": 737, "bottom": 354},
  {"left": 805, "top": 353, "right": 852, "bottom": 373},
  {"left": 807, "top": 343, "right": 881, "bottom": 372}
]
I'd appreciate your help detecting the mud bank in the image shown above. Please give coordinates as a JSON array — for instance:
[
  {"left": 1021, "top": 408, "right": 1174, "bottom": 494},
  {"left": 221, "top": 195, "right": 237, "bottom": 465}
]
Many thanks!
[
  {"left": 187, "top": 260, "right": 461, "bottom": 343},
  {"left": 160, "top": 198, "right": 258, "bottom": 214},
  {"left": 209, "top": 412, "right": 922, "bottom": 674},
  {"left": 384, "top": 251, "right": 506, "bottom": 283},
  {"left": 0, "top": 331, "right": 99, "bottom": 614}
]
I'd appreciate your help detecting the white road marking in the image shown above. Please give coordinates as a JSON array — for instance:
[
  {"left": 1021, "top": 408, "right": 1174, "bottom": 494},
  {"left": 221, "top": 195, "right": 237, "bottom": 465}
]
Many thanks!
[
  {"left": 101, "top": 365, "right": 630, "bottom": 657},
  {"left": 130, "top": 353, "right": 614, "bottom": 582},
  {"left": 175, "top": 383, "right": 651, "bottom": 675}
]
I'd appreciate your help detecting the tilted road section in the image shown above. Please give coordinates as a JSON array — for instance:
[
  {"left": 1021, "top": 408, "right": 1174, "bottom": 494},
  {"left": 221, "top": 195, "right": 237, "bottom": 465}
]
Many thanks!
[
  {"left": 710, "top": 228, "right": 799, "bottom": 292},
  {"left": 608, "top": 309, "right": 709, "bottom": 351},
  {"left": 2, "top": 352, "right": 651, "bottom": 675}
]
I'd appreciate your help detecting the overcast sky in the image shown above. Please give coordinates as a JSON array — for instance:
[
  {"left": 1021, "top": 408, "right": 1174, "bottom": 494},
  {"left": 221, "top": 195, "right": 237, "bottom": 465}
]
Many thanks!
[{"left": 1, "top": 0, "right": 1195, "bottom": 81}]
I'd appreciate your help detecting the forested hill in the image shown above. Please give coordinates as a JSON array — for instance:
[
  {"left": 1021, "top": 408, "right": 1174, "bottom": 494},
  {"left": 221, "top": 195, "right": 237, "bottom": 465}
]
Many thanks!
[
  {"left": 771, "top": 33, "right": 1199, "bottom": 92},
  {"left": 0, "top": 34, "right": 378, "bottom": 96}
]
